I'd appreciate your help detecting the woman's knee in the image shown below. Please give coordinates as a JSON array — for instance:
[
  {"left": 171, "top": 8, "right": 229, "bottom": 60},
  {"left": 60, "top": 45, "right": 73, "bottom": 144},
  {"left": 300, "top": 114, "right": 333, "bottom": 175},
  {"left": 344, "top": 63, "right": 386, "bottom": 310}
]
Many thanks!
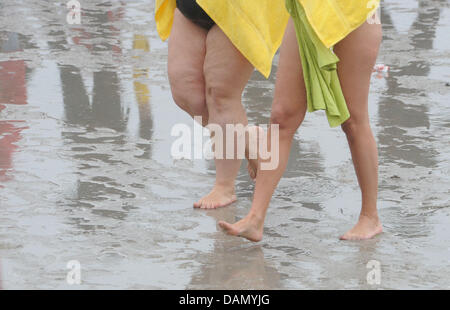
[
  {"left": 168, "top": 67, "right": 206, "bottom": 115},
  {"left": 270, "top": 102, "right": 305, "bottom": 132},
  {"left": 341, "top": 117, "right": 372, "bottom": 139}
]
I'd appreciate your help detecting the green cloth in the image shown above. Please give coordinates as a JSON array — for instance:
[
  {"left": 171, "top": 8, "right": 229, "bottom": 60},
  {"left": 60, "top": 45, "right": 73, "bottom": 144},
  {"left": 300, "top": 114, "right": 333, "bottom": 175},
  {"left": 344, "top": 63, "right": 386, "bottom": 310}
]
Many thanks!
[{"left": 285, "top": 0, "right": 350, "bottom": 127}]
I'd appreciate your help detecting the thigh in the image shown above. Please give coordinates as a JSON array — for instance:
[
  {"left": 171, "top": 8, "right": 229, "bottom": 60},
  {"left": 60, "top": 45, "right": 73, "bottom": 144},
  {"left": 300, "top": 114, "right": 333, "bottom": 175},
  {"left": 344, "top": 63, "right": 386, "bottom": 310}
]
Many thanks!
[
  {"left": 203, "top": 25, "right": 254, "bottom": 99},
  {"left": 271, "top": 19, "right": 307, "bottom": 127},
  {"left": 334, "top": 21, "right": 382, "bottom": 124},
  {"left": 168, "top": 9, "right": 208, "bottom": 95}
]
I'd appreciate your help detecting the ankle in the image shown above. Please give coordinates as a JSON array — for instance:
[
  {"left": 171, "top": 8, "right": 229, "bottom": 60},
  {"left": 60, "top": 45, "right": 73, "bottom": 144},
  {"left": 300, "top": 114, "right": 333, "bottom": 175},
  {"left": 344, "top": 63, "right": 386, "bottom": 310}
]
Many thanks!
[
  {"left": 359, "top": 211, "right": 380, "bottom": 222},
  {"left": 247, "top": 212, "right": 265, "bottom": 226},
  {"left": 213, "top": 182, "right": 235, "bottom": 193}
]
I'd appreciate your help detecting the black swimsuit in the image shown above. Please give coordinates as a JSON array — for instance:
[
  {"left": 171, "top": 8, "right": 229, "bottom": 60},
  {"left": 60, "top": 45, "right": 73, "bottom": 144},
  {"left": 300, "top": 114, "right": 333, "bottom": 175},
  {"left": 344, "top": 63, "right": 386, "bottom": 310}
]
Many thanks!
[{"left": 176, "top": 0, "right": 215, "bottom": 30}]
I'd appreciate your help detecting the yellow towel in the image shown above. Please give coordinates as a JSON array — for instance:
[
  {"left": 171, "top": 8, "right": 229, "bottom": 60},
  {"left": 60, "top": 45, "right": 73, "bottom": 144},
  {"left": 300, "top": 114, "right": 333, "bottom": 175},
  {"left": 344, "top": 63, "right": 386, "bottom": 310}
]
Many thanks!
[
  {"left": 154, "top": 0, "right": 289, "bottom": 78},
  {"left": 155, "top": 0, "right": 177, "bottom": 42},
  {"left": 155, "top": 0, "right": 379, "bottom": 77},
  {"left": 298, "top": 0, "right": 380, "bottom": 48}
]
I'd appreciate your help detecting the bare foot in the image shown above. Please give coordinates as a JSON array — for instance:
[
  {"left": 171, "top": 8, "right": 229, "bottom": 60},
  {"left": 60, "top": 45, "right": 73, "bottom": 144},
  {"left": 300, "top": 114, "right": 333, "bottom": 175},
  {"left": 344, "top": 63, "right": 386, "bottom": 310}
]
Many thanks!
[
  {"left": 218, "top": 215, "right": 264, "bottom": 242},
  {"left": 193, "top": 185, "right": 237, "bottom": 209},
  {"left": 246, "top": 126, "right": 264, "bottom": 181},
  {"left": 340, "top": 214, "right": 383, "bottom": 240}
]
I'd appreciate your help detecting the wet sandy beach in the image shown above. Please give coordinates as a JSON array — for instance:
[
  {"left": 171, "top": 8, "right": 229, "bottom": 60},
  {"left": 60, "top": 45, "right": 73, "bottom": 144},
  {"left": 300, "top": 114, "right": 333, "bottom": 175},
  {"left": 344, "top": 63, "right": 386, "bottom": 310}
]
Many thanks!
[{"left": 0, "top": 0, "right": 449, "bottom": 289}]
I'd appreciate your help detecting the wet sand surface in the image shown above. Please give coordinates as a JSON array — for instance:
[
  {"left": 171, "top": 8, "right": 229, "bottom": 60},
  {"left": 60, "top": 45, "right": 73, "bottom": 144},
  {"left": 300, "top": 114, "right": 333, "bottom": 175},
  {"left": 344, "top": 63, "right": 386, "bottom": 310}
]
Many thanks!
[{"left": 0, "top": 0, "right": 449, "bottom": 289}]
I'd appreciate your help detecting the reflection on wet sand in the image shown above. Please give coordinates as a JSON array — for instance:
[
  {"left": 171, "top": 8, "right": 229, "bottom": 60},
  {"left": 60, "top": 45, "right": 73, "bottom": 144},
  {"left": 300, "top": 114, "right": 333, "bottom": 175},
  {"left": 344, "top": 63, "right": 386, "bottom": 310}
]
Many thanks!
[
  {"left": 53, "top": 5, "right": 132, "bottom": 224},
  {"left": 45, "top": 4, "right": 153, "bottom": 227},
  {"left": 187, "top": 207, "right": 282, "bottom": 289},
  {"left": 0, "top": 31, "right": 31, "bottom": 184},
  {"left": 133, "top": 34, "right": 153, "bottom": 158},
  {"left": 188, "top": 242, "right": 282, "bottom": 289},
  {"left": 378, "top": 0, "right": 442, "bottom": 168},
  {"left": 377, "top": 0, "right": 444, "bottom": 241}
]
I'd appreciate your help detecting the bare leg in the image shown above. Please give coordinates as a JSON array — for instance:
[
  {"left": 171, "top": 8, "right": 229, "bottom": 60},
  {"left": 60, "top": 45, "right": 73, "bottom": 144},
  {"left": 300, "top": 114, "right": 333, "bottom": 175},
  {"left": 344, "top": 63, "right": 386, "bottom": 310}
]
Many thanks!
[
  {"left": 169, "top": 11, "right": 256, "bottom": 207},
  {"left": 168, "top": 9, "right": 209, "bottom": 126},
  {"left": 193, "top": 25, "right": 254, "bottom": 209},
  {"left": 335, "top": 21, "right": 383, "bottom": 240},
  {"left": 220, "top": 20, "right": 383, "bottom": 241},
  {"left": 219, "top": 20, "right": 307, "bottom": 241}
]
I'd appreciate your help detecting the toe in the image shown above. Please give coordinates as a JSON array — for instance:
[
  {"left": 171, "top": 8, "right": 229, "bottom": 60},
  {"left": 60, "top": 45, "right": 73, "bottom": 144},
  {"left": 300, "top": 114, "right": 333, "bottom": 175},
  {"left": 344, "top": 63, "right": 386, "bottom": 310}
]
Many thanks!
[
  {"left": 340, "top": 233, "right": 364, "bottom": 241},
  {"left": 218, "top": 221, "right": 231, "bottom": 233},
  {"left": 193, "top": 199, "right": 203, "bottom": 208},
  {"left": 340, "top": 233, "right": 352, "bottom": 240},
  {"left": 218, "top": 221, "right": 235, "bottom": 234}
]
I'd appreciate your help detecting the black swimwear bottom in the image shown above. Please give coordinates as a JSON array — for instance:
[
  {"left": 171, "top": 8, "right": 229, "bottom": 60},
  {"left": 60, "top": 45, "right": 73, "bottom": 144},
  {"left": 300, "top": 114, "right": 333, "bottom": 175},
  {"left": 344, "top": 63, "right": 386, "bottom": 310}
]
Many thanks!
[{"left": 176, "top": 0, "right": 215, "bottom": 30}]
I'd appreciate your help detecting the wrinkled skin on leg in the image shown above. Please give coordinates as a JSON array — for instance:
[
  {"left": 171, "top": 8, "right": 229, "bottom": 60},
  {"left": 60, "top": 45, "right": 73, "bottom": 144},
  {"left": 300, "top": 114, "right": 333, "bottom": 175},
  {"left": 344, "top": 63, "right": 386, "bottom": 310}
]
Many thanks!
[{"left": 168, "top": 10, "right": 254, "bottom": 209}]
